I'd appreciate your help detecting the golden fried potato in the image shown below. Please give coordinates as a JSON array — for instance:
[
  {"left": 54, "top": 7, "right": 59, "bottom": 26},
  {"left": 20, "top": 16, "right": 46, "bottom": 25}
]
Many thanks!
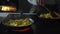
[{"left": 1, "top": 6, "right": 16, "bottom": 11}]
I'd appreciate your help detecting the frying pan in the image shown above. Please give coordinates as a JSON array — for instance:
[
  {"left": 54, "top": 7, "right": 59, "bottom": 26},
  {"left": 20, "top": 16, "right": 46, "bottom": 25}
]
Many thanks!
[
  {"left": 35, "top": 1, "right": 60, "bottom": 24},
  {"left": 1, "top": 14, "right": 34, "bottom": 32}
]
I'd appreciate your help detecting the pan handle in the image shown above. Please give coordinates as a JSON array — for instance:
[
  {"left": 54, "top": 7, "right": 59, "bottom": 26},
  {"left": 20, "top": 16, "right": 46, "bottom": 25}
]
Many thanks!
[{"left": 29, "top": 18, "right": 34, "bottom": 23}]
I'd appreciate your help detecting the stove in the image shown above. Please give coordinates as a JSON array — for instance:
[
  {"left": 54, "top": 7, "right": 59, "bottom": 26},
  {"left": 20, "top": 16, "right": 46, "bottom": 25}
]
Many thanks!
[{"left": 0, "top": 26, "right": 34, "bottom": 34}]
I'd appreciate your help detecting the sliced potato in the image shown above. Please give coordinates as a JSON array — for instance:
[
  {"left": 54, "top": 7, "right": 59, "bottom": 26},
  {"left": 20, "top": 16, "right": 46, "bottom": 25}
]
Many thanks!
[
  {"left": 1, "top": 6, "right": 16, "bottom": 11},
  {"left": 6, "top": 18, "right": 31, "bottom": 27},
  {"left": 40, "top": 13, "right": 53, "bottom": 19}
]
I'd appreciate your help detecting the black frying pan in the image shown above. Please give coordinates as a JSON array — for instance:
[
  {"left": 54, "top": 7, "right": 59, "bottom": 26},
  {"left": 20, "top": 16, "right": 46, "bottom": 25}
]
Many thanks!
[
  {"left": 36, "top": 4, "right": 60, "bottom": 24},
  {"left": 1, "top": 14, "right": 34, "bottom": 32}
]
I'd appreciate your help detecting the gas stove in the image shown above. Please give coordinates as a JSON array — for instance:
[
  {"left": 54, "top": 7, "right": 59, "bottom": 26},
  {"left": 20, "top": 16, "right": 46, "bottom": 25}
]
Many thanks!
[{"left": 0, "top": 25, "right": 34, "bottom": 34}]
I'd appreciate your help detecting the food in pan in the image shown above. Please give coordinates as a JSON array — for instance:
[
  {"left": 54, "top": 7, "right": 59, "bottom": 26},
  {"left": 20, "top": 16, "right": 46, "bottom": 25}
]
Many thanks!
[
  {"left": 39, "top": 12, "right": 60, "bottom": 19},
  {"left": 5, "top": 18, "right": 32, "bottom": 27},
  {"left": 40, "top": 12, "right": 53, "bottom": 18},
  {"left": 0, "top": 5, "right": 16, "bottom": 11}
]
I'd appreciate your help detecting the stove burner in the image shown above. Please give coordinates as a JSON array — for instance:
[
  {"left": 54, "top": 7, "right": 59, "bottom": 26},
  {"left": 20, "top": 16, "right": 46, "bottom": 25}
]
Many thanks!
[
  {"left": 12, "top": 27, "right": 31, "bottom": 32},
  {"left": 0, "top": 26, "right": 34, "bottom": 34}
]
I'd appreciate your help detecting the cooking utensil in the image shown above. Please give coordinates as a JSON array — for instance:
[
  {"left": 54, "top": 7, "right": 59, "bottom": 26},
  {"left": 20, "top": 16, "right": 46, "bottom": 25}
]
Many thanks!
[
  {"left": 1, "top": 14, "right": 34, "bottom": 32},
  {"left": 36, "top": 1, "right": 60, "bottom": 19}
]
